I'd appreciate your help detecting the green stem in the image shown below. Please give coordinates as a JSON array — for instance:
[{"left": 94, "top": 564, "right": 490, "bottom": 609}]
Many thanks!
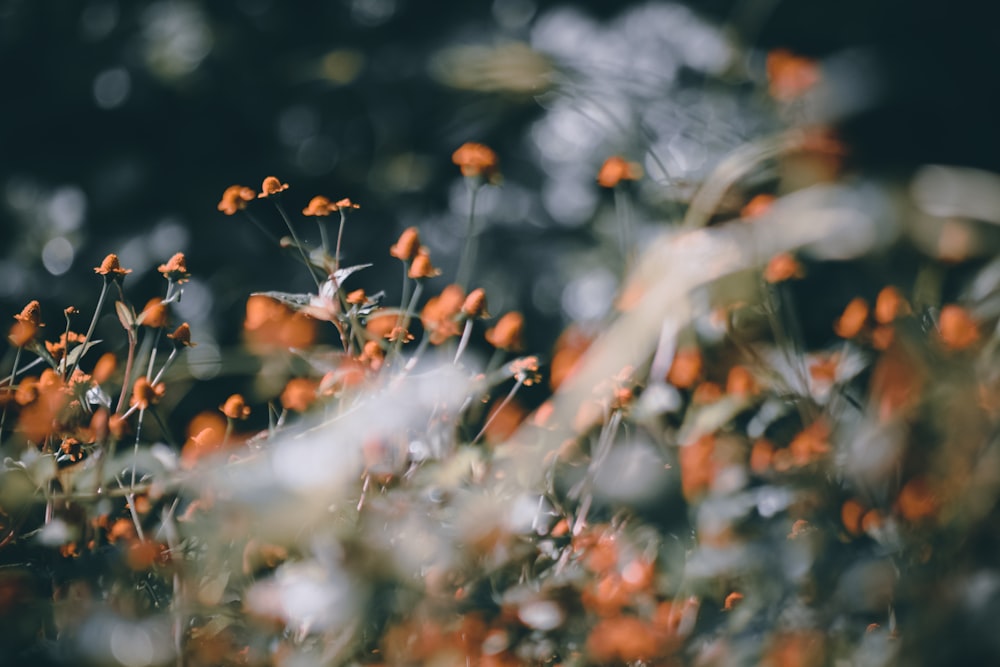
[
  {"left": 472, "top": 378, "right": 524, "bottom": 445},
  {"left": 0, "top": 346, "right": 22, "bottom": 445},
  {"left": 69, "top": 280, "right": 109, "bottom": 380},
  {"left": 453, "top": 319, "right": 474, "bottom": 365},
  {"left": 334, "top": 208, "right": 347, "bottom": 272},
  {"left": 272, "top": 198, "right": 321, "bottom": 288},
  {"left": 455, "top": 183, "right": 481, "bottom": 290}
]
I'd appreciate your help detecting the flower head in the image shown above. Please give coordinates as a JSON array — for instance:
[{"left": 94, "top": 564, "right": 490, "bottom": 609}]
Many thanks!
[
  {"left": 131, "top": 377, "right": 165, "bottom": 410},
  {"left": 485, "top": 311, "right": 525, "bottom": 351},
  {"left": 217, "top": 185, "right": 256, "bottom": 215},
  {"left": 408, "top": 247, "right": 441, "bottom": 279},
  {"left": 167, "top": 322, "right": 195, "bottom": 347},
  {"left": 597, "top": 156, "right": 642, "bottom": 188},
  {"left": 9, "top": 300, "right": 43, "bottom": 347},
  {"left": 834, "top": 297, "right": 869, "bottom": 339},
  {"left": 938, "top": 304, "right": 979, "bottom": 350},
  {"left": 258, "top": 176, "right": 289, "bottom": 198},
  {"left": 452, "top": 142, "right": 499, "bottom": 180},
  {"left": 764, "top": 253, "right": 804, "bottom": 283},
  {"left": 345, "top": 288, "right": 367, "bottom": 305},
  {"left": 157, "top": 253, "right": 190, "bottom": 283},
  {"left": 221, "top": 394, "right": 251, "bottom": 420},
  {"left": 140, "top": 298, "right": 168, "bottom": 329},
  {"left": 390, "top": 227, "right": 421, "bottom": 262},
  {"left": 766, "top": 49, "right": 820, "bottom": 101},
  {"left": 13, "top": 301, "right": 43, "bottom": 327},
  {"left": 461, "top": 288, "right": 490, "bottom": 319},
  {"left": 302, "top": 196, "right": 335, "bottom": 216},
  {"left": 280, "top": 378, "right": 318, "bottom": 413},
  {"left": 94, "top": 254, "right": 131, "bottom": 279},
  {"left": 333, "top": 198, "right": 360, "bottom": 211}
]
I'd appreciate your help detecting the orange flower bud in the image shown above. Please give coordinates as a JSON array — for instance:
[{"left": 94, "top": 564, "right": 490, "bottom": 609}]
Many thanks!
[
  {"left": 763, "top": 253, "right": 803, "bottom": 283},
  {"left": 452, "top": 142, "right": 499, "bottom": 179},
  {"left": 345, "top": 288, "right": 367, "bottom": 305},
  {"left": 597, "top": 156, "right": 642, "bottom": 188},
  {"left": 833, "top": 297, "right": 868, "bottom": 338},
  {"left": 280, "top": 378, "right": 318, "bottom": 413},
  {"left": 302, "top": 195, "right": 334, "bottom": 216},
  {"left": 938, "top": 304, "right": 979, "bottom": 350},
  {"left": 217, "top": 185, "right": 255, "bottom": 215},
  {"left": 94, "top": 254, "right": 131, "bottom": 278},
  {"left": 874, "top": 286, "right": 909, "bottom": 324},
  {"left": 167, "top": 322, "right": 195, "bottom": 347},
  {"left": 408, "top": 247, "right": 441, "bottom": 279},
  {"left": 92, "top": 352, "right": 117, "bottom": 385},
  {"left": 220, "top": 394, "right": 251, "bottom": 420},
  {"left": 390, "top": 226, "right": 421, "bottom": 262},
  {"left": 140, "top": 298, "right": 168, "bottom": 329},
  {"left": 258, "top": 176, "right": 289, "bottom": 198},
  {"left": 667, "top": 347, "right": 702, "bottom": 389},
  {"left": 157, "top": 252, "right": 190, "bottom": 283},
  {"left": 130, "top": 377, "right": 165, "bottom": 410},
  {"left": 333, "top": 198, "right": 360, "bottom": 211},
  {"left": 741, "top": 194, "right": 775, "bottom": 219},
  {"left": 461, "top": 288, "right": 489, "bottom": 319},
  {"left": 485, "top": 312, "right": 525, "bottom": 351}
]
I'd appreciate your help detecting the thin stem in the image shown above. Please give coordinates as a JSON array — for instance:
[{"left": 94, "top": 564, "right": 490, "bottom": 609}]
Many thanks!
[
  {"left": 151, "top": 347, "right": 178, "bottom": 386},
  {"left": 396, "top": 261, "right": 412, "bottom": 329},
  {"left": 115, "top": 329, "right": 138, "bottom": 415},
  {"left": 473, "top": 378, "right": 524, "bottom": 445},
  {"left": 334, "top": 209, "right": 347, "bottom": 272},
  {"left": 69, "top": 280, "right": 109, "bottom": 379},
  {"left": 390, "top": 282, "right": 423, "bottom": 365},
  {"left": 0, "top": 356, "right": 44, "bottom": 385},
  {"left": 131, "top": 407, "right": 145, "bottom": 488},
  {"left": 0, "top": 346, "right": 22, "bottom": 445},
  {"left": 272, "top": 198, "right": 321, "bottom": 288},
  {"left": 456, "top": 183, "right": 481, "bottom": 290},
  {"left": 613, "top": 186, "right": 634, "bottom": 268},
  {"left": 453, "top": 319, "right": 474, "bottom": 365},
  {"left": 317, "top": 219, "right": 331, "bottom": 258}
]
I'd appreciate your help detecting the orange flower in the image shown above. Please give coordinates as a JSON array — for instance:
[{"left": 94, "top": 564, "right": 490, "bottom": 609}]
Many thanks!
[
  {"left": 461, "top": 288, "right": 489, "bottom": 319},
  {"left": 841, "top": 498, "right": 866, "bottom": 536},
  {"left": 390, "top": 226, "right": 421, "bottom": 262},
  {"left": 140, "top": 298, "right": 168, "bottom": 329},
  {"left": 938, "top": 304, "right": 979, "bottom": 350},
  {"left": 749, "top": 438, "right": 774, "bottom": 474},
  {"left": 130, "top": 377, "right": 165, "bottom": 410},
  {"left": 723, "top": 591, "right": 744, "bottom": 611},
  {"left": 9, "top": 300, "right": 43, "bottom": 346},
  {"left": 421, "top": 284, "right": 465, "bottom": 345},
  {"left": 302, "top": 195, "right": 335, "bottom": 216},
  {"left": 766, "top": 49, "right": 820, "bottom": 101},
  {"left": 92, "top": 352, "right": 117, "bottom": 385},
  {"left": 680, "top": 434, "right": 716, "bottom": 500},
  {"left": 217, "top": 185, "right": 255, "bottom": 215},
  {"left": 874, "top": 286, "right": 909, "bottom": 324},
  {"left": 452, "top": 142, "right": 499, "bottom": 180},
  {"left": 897, "top": 476, "right": 938, "bottom": 521},
  {"left": 386, "top": 326, "right": 414, "bottom": 344},
  {"left": 667, "top": 347, "right": 702, "bottom": 389},
  {"left": 364, "top": 309, "right": 397, "bottom": 339},
  {"left": 485, "top": 312, "right": 525, "bottom": 351},
  {"left": 220, "top": 394, "right": 251, "bottom": 420},
  {"left": 692, "top": 381, "right": 723, "bottom": 404},
  {"left": 726, "top": 365, "right": 758, "bottom": 397},
  {"left": 597, "top": 156, "right": 642, "bottom": 188},
  {"left": 157, "top": 252, "right": 190, "bottom": 283},
  {"left": 167, "top": 322, "right": 195, "bottom": 347},
  {"left": 586, "top": 616, "right": 659, "bottom": 663},
  {"left": 833, "top": 297, "right": 868, "bottom": 338},
  {"left": 345, "top": 288, "right": 367, "bottom": 305},
  {"left": 741, "top": 193, "right": 775, "bottom": 218},
  {"left": 359, "top": 340, "right": 385, "bottom": 371},
  {"left": 257, "top": 176, "right": 289, "bottom": 198},
  {"left": 764, "top": 253, "right": 803, "bottom": 283},
  {"left": 788, "top": 420, "right": 830, "bottom": 466},
  {"left": 333, "top": 198, "right": 360, "bottom": 211},
  {"left": 94, "top": 254, "right": 131, "bottom": 278},
  {"left": 408, "top": 247, "right": 441, "bottom": 279},
  {"left": 280, "top": 378, "right": 318, "bottom": 413}
]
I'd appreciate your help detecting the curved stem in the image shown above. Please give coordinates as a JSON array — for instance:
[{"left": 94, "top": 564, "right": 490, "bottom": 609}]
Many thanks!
[
  {"left": 0, "top": 346, "right": 22, "bottom": 445},
  {"left": 334, "top": 209, "right": 347, "bottom": 272},
  {"left": 272, "top": 198, "right": 321, "bottom": 288},
  {"left": 473, "top": 378, "right": 524, "bottom": 445},
  {"left": 453, "top": 319, "right": 474, "bottom": 365},
  {"left": 69, "top": 281, "right": 109, "bottom": 380}
]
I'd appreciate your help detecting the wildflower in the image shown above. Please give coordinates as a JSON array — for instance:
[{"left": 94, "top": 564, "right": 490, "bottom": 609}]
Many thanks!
[
  {"left": 452, "top": 142, "right": 499, "bottom": 180},
  {"left": 692, "top": 381, "right": 723, "bottom": 404},
  {"left": 841, "top": 498, "right": 866, "bottom": 536},
  {"left": 280, "top": 378, "right": 318, "bottom": 413},
  {"left": 766, "top": 49, "right": 820, "bottom": 101},
  {"left": 508, "top": 356, "right": 541, "bottom": 386},
  {"left": 749, "top": 438, "right": 774, "bottom": 474},
  {"left": 217, "top": 185, "right": 255, "bottom": 215},
  {"left": 833, "top": 297, "right": 868, "bottom": 338},
  {"left": 385, "top": 326, "right": 414, "bottom": 344},
  {"left": 94, "top": 254, "right": 131, "bottom": 279},
  {"left": 9, "top": 300, "right": 43, "bottom": 346},
  {"left": 302, "top": 195, "right": 335, "bottom": 216},
  {"left": 220, "top": 394, "right": 251, "bottom": 420},
  {"left": 726, "top": 365, "right": 758, "bottom": 397},
  {"left": 788, "top": 420, "right": 830, "bottom": 466},
  {"left": 741, "top": 193, "right": 775, "bottom": 218},
  {"left": 167, "top": 322, "right": 195, "bottom": 347},
  {"left": 680, "top": 434, "right": 716, "bottom": 500},
  {"left": 938, "top": 304, "right": 979, "bottom": 350},
  {"left": 667, "top": 347, "right": 702, "bottom": 389},
  {"left": 257, "top": 176, "right": 289, "bottom": 198},
  {"left": 157, "top": 252, "right": 190, "bottom": 283},
  {"left": 597, "top": 156, "right": 642, "bottom": 188},
  {"left": 764, "top": 253, "right": 803, "bottom": 283},
  {"left": 130, "top": 377, "right": 165, "bottom": 410},
  {"left": 723, "top": 592, "right": 744, "bottom": 611},
  {"left": 345, "top": 288, "right": 367, "bottom": 305},
  {"left": 897, "top": 476, "right": 938, "bottom": 521},
  {"left": 365, "top": 309, "right": 398, "bottom": 339},
  {"left": 92, "top": 352, "right": 117, "bottom": 385},
  {"left": 421, "top": 284, "right": 465, "bottom": 345},
  {"left": 359, "top": 340, "right": 385, "bottom": 371},
  {"left": 333, "top": 198, "right": 360, "bottom": 211},
  {"left": 485, "top": 311, "right": 525, "bottom": 351},
  {"left": 586, "top": 616, "right": 658, "bottom": 663},
  {"left": 461, "top": 288, "right": 489, "bottom": 319},
  {"left": 140, "top": 298, "right": 168, "bottom": 329},
  {"left": 408, "top": 247, "right": 442, "bottom": 279},
  {"left": 874, "top": 286, "right": 910, "bottom": 324},
  {"left": 45, "top": 331, "right": 86, "bottom": 362},
  {"left": 390, "top": 226, "right": 421, "bottom": 262}
]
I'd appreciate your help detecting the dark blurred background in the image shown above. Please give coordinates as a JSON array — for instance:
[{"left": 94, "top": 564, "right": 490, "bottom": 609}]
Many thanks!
[{"left": 2, "top": 0, "right": 1000, "bottom": 423}]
